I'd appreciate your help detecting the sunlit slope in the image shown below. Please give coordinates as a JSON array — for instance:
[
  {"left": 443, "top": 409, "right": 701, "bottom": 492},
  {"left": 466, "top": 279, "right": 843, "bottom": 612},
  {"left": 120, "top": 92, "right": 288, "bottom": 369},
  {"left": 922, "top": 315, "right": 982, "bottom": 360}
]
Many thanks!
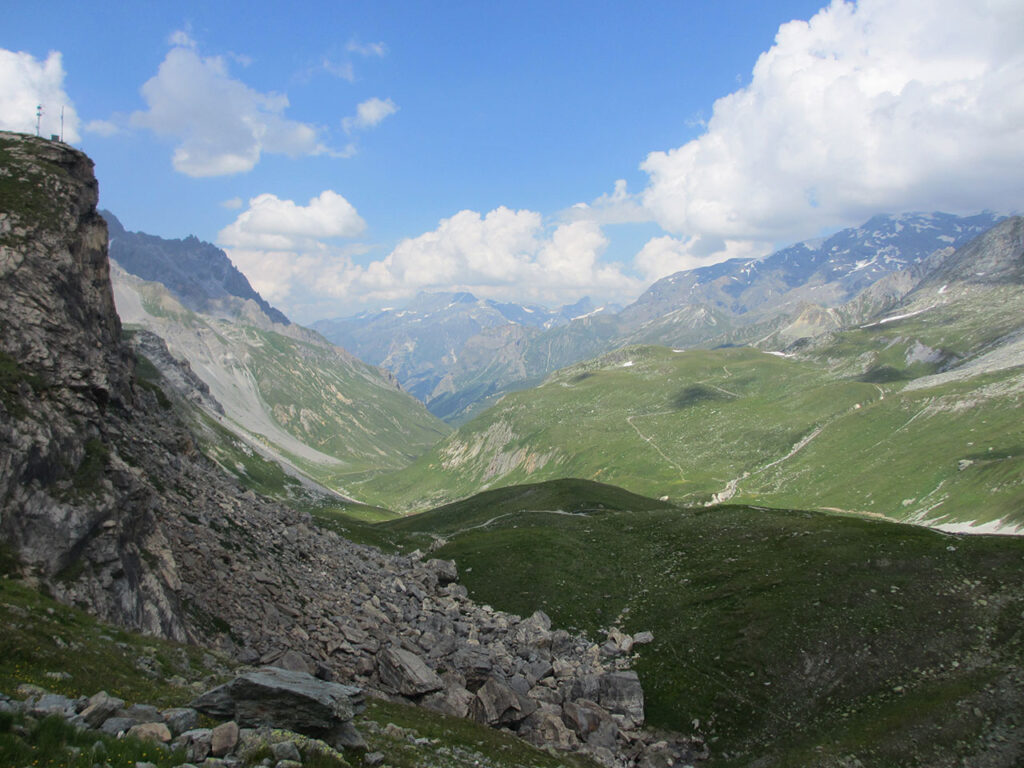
[
  {"left": 361, "top": 341, "right": 1023, "bottom": 526},
  {"left": 396, "top": 490, "right": 1024, "bottom": 768},
  {"left": 114, "top": 267, "right": 450, "bottom": 492}
]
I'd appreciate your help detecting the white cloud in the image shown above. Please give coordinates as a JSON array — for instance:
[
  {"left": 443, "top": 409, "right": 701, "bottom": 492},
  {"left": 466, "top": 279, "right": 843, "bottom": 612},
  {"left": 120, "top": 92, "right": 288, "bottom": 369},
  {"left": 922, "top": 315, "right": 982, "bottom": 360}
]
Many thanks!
[
  {"left": 640, "top": 0, "right": 1024, "bottom": 246},
  {"left": 564, "top": 179, "right": 651, "bottom": 226},
  {"left": 219, "top": 190, "right": 366, "bottom": 251},
  {"left": 634, "top": 235, "right": 771, "bottom": 284},
  {"left": 221, "top": 203, "right": 642, "bottom": 321},
  {"left": 131, "top": 39, "right": 329, "bottom": 176},
  {"left": 343, "top": 97, "right": 398, "bottom": 133},
  {"left": 0, "top": 49, "right": 80, "bottom": 141}
]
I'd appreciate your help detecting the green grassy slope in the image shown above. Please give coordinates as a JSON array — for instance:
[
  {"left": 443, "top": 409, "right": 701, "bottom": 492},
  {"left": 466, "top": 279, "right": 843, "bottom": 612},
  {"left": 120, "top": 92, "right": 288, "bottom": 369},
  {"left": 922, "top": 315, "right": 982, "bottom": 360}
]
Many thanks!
[
  {"left": 361, "top": 336, "right": 1023, "bottom": 526},
  {"left": 118, "top": 274, "right": 450, "bottom": 495},
  {"left": 390, "top": 485, "right": 1024, "bottom": 767}
]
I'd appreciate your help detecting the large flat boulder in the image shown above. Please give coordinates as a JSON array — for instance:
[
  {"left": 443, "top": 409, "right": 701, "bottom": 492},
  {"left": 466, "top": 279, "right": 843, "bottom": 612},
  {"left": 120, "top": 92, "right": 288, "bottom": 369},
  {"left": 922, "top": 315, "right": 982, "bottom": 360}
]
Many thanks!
[{"left": 190, "top": 666, "right": 365, "bottom": 748}]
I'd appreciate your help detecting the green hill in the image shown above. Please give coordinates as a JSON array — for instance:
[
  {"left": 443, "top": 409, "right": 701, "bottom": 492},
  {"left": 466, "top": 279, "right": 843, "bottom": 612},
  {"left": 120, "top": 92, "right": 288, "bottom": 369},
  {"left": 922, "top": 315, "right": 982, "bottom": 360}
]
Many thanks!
[{"left": 382, "top": 481, "right": 1024, "bottom": 767}]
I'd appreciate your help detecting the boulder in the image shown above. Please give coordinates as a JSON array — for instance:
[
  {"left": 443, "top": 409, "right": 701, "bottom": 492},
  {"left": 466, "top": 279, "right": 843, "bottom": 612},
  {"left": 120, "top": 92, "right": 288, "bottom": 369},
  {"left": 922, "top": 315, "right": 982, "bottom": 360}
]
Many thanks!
[
  {"left": 563, "top": 699, "right": 618, "bottom": 749},
  {"left": 422, "top": 683, "right": 475, "bottom": 719},
  {"left": 190, "top": 666, "right": 364, "bottom": 749},
  {"left": 161, "top": 707, "right": 199, "bottom": 736},
  {"left": 210, "top": 720, "right": 239, "bottom": 757},
  {"left": 426, "top": 558, "right": 459, "bottom": 585},
  {"left": 598, "top": 671, "right": 644, "bottom": 725},
  {"left": 522, "top": 706, "right": 579, "bottom": 750},
  {"left": 81, "top": 691, "right": 125, "bottom": 728},
  {"left": 470, "top": 676, "right": 537, "bottom": 726},
  {"left": 127, "top": 721, "right": 172, "bottom": 743},
  {"left": 377, "top": 647, "right": 444, "bottom": 696}
]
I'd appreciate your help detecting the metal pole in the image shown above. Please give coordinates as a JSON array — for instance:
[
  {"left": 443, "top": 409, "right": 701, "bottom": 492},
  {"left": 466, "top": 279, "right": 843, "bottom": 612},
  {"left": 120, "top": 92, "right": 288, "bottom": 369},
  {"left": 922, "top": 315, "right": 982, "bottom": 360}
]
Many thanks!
[{"left": 36, "top": 105, "right": 42, "bottom": 137}]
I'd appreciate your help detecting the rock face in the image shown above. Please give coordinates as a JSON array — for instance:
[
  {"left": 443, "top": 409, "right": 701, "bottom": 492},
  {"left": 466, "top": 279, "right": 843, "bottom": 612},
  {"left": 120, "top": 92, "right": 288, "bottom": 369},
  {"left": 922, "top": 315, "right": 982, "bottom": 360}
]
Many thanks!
[{"left": 0, "top": 131, "right": 662, "bottom": 766}]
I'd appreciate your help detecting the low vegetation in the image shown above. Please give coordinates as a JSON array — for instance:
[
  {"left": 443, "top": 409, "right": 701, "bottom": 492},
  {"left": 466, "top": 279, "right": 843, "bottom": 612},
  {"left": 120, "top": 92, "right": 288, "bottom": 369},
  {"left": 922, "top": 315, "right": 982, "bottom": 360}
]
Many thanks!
[{"left": 385, "top": 479, "right": 1024, "bottom": 767}]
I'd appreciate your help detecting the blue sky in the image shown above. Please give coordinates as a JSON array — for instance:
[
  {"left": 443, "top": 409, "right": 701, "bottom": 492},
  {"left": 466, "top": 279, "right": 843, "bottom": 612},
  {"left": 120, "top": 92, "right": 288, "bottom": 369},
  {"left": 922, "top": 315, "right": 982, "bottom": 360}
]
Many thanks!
[{"left": 3, "top": 1, "right": 1023, "bottom": 323}]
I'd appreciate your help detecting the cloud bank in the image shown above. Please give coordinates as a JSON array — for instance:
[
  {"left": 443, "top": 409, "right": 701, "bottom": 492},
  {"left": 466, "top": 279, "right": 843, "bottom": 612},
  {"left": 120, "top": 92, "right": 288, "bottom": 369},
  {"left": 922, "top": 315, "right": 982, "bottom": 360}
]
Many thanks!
[
  {"left": 220, "top": 196, "right": 640, "bottom": 321},
  {"left": 640, "top": 0, "right": 1024, "bottom": 258},
  {"left": 0, "top": 49, "right": 80, "bottom": 141}
]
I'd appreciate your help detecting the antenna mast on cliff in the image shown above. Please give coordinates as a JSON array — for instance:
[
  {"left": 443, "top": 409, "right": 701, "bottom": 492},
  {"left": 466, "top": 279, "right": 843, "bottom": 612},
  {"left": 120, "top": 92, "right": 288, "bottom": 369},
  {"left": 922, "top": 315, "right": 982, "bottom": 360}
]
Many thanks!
[
  {"left": 35, "top": 105, "right": 42, "bottom": 137},
  {"left": 60, "top": 106, "right": 64, "bottom": 142}
]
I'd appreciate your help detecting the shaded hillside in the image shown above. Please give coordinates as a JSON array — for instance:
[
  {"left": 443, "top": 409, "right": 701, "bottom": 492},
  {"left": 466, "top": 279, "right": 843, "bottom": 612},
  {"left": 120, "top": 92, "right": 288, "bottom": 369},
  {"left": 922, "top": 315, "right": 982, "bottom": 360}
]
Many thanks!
[
  {"left": 112, "top": 264, "right": 449, "bottom": 495},
  {"left": 385, "top": 483, "right": 1024, "bottom": 768}
]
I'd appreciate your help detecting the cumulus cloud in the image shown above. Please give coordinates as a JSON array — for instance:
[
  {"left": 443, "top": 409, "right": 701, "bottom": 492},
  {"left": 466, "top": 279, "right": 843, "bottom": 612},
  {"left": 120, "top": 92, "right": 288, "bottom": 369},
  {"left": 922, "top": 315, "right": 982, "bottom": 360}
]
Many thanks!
[
  {"left": 219, "top": 190, "right": 366, "bottom": 251},
  {"left": 640, "top": 0, "right": 1024, "bottom": 249},
  {"left": 343, "top": 97, "right": 398, "bottom": 133},
  {"left": 131, "top": 35, "right": 330, "bottom": 176},
  {"left": 0, "top": 49, "right": 80, "bottom": 141},
  {"left": 220, "top": 201, "right": 641, "bottom": 320}
]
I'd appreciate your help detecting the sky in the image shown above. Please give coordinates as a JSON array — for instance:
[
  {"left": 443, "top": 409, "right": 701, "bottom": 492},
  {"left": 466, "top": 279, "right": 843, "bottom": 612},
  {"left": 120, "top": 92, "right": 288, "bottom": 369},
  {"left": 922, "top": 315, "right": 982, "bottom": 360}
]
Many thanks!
[{"left": 2, "top": 0, "right": 1023, "bottom": 324}]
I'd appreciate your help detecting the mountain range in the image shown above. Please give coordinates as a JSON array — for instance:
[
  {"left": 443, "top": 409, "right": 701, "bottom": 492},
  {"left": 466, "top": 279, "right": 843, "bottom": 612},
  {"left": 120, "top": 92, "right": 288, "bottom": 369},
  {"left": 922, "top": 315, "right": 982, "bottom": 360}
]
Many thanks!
[{"left": 316, "top": 212, "right": 1003, "bottom": 422}]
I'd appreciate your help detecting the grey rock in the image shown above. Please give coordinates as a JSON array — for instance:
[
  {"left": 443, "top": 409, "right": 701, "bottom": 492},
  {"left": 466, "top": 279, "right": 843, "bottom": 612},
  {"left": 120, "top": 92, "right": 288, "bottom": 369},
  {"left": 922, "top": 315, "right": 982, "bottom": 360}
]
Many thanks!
[
  {"left": 99, "top": 716, "right": 139, "bottom": 736},
  {"left": 123, "top": 702, "right": 162, "bottom": 722},
  {"left": 29, "top": 693, "right": 76, "bottom": 718},
  {"left": 161, "top": 707, "right": 199, "bottom": 736},
  {"left": 632, "top": 630, "right": 654, "bottom": 645},
  {"left": 127, "top": 721, "right": 172, "bottom": 743},
  {"left": 377, "top": 647, "right": 444, "bottom": 696},
  {"left": 598, "top": 671, "right": 644, "bottom": 725},
  {"left": 210, "top": 720, "right": 239, "bottom": 757},
  {"left": 470, "top": 676, "right": 537, "bottom": 726},
  {"left": 522, "top": 706, "right": 579, "bottom": 751},
  {"left": 191, "top": 667, "right": 363, "bottom": 749},
  {"left": 271, "top": 740, "right": 301, "bottom": 762},
  {"left": 422, "top": 683, "right": 475, "bottom": 719},
  {"left": 81, "top": 691, "right": 125, "bottom": 728}
]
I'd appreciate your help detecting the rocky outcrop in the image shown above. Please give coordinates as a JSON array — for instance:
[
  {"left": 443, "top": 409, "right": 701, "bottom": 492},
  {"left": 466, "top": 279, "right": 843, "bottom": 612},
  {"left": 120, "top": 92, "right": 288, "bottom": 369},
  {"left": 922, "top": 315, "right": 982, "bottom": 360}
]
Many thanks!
[{"left": 0, "top": 131, "right": 680, "bottom": 766}]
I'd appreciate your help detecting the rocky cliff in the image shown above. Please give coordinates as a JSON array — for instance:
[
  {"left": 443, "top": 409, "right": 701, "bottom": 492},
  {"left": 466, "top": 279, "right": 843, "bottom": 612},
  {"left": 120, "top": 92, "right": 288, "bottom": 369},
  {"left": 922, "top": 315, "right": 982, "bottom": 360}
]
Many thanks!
[{"left": 0, "top": 131, "right": 688, "bottom": 767}]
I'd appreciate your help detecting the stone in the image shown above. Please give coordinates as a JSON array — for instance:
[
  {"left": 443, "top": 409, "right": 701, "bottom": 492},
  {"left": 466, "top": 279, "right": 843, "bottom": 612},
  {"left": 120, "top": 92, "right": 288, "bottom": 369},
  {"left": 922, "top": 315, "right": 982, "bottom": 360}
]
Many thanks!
[
  {"left": 271, "top": 740, "right": 301, "bottom": 762},
  {"left": 422, "top": 683, "right": 475, "bottom": 719},
  {"left": 426, "top": 558, "right": 459, "bottom": 585},
  {"left": 377, "top": 647, "right": 444, "bottom": 696},
  {"left": 81, "top": 691, "right": 125, "bottom": 728},
  {"left": 210, "top": 720, "right": 239, "bottom": 757},
  {"left": 191, "top": 667, "right": 364, "bottom": 750},
  {"left": 100, "top": 716, "right": 139, "bottom": 736},
  {"left": 123, "top": 703, "right": 162, "bottom": 722},
  {"left": 470, "top": 676, "right": 537, "bottom": 726},
  {"left": 174, "top": 728, "right": 212, "bottom": 762},
  {"left": 29, "top": 693, "right": 76, "bottom": 718},
  {"left": 522, "top": 706, "right": 579, "bottom": 751},
  {"left": 598, "top": 671, "right": 644, "bottom": 725},
  {"left": 632, "top": 630, "right": 654, "bottom": 645},
  {"left": 161, "top": 707, "right": 199, "bottom": 736},
  {"left": 276, "top": 650, "right": 315, "bottom": 675},
  {"left": 127, "top": 721, "right": 172, "bottom": 743}
]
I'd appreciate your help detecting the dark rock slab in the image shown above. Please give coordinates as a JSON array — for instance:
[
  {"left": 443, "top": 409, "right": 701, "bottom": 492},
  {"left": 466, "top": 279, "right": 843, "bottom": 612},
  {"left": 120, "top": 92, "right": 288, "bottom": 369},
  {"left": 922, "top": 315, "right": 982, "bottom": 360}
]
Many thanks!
[{"left": 190, "top": 666, "right": 364, "bottom": 748}]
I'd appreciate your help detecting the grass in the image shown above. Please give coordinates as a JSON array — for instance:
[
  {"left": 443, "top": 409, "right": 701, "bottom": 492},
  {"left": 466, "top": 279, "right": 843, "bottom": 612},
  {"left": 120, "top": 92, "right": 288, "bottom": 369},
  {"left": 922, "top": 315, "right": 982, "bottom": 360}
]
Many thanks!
[
  {"left": 360, "top": 340, "right": 1024, "bottom": 527},
  {"left": 391, "top": 481, "right": 1024, "bottom": 767},
  {"left": 0, "top": 348, "right": 45, "bottom": 418},
  {"left": 0, "top": 713, "right": 188, "bottom": 768}
]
